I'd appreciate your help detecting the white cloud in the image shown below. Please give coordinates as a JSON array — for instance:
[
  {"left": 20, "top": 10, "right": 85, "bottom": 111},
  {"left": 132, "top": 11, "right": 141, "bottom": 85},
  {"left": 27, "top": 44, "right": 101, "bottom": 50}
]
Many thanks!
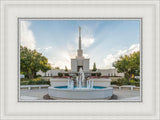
[
  {"left": 83, "top": 53, "right": 90, "bottom": 58},
  {"left": 48, "top": 50, "right": 73, "bottom": 69},
  {"left": 48, "top": 60, "right": 54, "bottom": 67},
  {"left": 37, "top": 46, "right": 52, "bottom": 53},
  {"left": 75, "top": 37, "right": 95, "bottom": 48},
  {"left": 54, "top": 61, "right": 70, "bottom": 69},
  {"left": 82, "top": 37, "right": 95, "bottom": 48},
  {"left": 104, "top": 44, "right": 140, "bottom": 69},
  {"left": 20, "top": 21, "right": 36, "bottom": 50},
  {"left": 45, "top": 46, "right": 52, "bottom": 50}
]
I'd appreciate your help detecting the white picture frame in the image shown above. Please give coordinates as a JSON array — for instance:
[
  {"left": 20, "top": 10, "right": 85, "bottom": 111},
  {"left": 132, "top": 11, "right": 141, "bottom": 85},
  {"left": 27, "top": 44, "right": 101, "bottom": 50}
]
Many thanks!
[{"left": 0, "top": 0, "right": 159, "bottom": 119}]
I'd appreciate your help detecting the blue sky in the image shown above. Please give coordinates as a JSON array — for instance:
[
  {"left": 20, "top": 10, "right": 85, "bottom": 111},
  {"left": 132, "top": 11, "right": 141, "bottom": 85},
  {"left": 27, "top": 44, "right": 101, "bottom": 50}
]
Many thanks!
[{"left": 20, "top": 20, "right": 140, "bottom": 69}]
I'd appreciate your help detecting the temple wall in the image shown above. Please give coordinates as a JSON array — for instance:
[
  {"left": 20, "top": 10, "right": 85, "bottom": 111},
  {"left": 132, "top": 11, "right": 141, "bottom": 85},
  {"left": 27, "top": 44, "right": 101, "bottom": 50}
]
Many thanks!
[
  {"left": 71, "top": 59, "right": 77, "bottom": 72},
  {"left": 83, "top": 59, "right": 89, "bottom": 72}
]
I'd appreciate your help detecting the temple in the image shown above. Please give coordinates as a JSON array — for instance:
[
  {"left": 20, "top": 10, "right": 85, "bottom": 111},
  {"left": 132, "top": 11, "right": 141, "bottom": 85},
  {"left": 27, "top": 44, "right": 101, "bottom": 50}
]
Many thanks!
[
  {"left": 71, "top": 27, "right": 90, "bottom": 72},
  {"left": 37, "top": 27, "right": 124, "bottom": 77}
]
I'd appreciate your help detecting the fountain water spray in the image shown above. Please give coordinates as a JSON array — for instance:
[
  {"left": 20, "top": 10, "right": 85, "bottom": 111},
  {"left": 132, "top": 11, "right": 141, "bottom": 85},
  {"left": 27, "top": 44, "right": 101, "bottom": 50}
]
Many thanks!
[
  {"left": 87, "top": 80, "right": 94, "bottom": 89},
  {"left": 67, "top": 68, "right": 94, "bottom": 89},
  {"left": 68, "top": 77, "right": 74, "bottom": 89}
]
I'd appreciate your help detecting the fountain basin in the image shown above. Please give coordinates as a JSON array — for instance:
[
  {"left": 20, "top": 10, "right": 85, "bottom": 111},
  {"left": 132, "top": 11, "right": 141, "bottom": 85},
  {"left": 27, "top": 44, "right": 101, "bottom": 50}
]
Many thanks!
[{"left": 48, "top": 86, "right": 113, "bottom": 100}]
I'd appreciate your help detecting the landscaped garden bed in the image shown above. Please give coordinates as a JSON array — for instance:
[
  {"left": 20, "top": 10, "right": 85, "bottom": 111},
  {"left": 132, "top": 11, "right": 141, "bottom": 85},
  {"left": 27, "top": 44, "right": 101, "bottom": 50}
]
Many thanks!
[
  {"left": 20, "top": 78, "right": 50, "bottom": 85},
  {"left": 111, "top": 78, "right": 140, "bottom": 87}
]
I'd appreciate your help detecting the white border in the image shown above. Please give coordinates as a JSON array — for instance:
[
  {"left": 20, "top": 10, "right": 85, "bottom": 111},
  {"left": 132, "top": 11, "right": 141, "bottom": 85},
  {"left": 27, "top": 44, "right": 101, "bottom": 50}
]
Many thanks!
[{"left": 0, "top": 0, "right": 159, "bottom": 120}]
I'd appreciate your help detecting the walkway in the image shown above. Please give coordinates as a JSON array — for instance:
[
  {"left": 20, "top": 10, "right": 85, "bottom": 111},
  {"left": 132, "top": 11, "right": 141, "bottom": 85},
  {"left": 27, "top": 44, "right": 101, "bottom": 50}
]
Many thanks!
[{"left": 20, "top": 88, "right": 140, "bottom": 100}]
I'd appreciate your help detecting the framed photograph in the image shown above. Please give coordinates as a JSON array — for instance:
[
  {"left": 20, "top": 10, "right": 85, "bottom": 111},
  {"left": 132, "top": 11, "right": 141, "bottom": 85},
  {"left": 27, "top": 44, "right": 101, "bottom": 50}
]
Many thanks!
[
  {"left": 18, "top": 18, "right": 141, "bottom": 102},
  {"left": 0, "top": 0, "right": 159, "bottom": 119}
]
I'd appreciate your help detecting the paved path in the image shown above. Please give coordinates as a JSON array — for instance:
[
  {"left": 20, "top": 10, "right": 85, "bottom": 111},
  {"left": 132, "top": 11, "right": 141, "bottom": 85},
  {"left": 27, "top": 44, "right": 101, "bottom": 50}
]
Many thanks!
[
  {"left": 20, "top": 88, "right": 48, "bottom": 100},
  {"left": 113, "top": 89, "right": 140, "bottom": 100},
  {"left": 20, "top": 88, "right": 140, "bottom": 100}
]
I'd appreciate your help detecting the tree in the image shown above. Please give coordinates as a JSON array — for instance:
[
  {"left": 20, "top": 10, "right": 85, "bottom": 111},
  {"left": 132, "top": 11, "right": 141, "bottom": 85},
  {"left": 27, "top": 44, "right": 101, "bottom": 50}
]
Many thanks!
[
  {"left": 64, "top": 66, "right": 68, "bottom": 71},
  {"left": 113, "top": 51, "right": 140, "bottom": 81},
  {"left": 97, "top": 72, "right": 101, "bottom": 77},
  {"left": 20, "top": 46, "right": 51, "bottom": 79},
  {"left": 55, "top": 67, "right": 60, "bottom": 69},
  {"left": 42, "top": 63, "right": 51, "bottom": 76},
  {"left": 92, "top": 62, "right": 97, "bottom": 71}
]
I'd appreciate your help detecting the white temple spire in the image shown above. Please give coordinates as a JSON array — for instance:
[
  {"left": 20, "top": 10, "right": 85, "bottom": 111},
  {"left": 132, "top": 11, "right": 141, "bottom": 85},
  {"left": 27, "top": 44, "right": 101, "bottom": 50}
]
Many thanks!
[
  {"left": 79, "top": 26, "right": 81, "bottom": 50},
  {"left": 77, "top": 26, "right": 83, "bottom": 57}
]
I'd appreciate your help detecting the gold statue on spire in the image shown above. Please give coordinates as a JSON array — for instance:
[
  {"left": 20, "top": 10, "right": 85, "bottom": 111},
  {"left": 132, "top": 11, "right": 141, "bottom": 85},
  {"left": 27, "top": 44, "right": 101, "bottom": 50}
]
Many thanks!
[{"left": 79, "top": 26, "right": 81, "bottom": 31}]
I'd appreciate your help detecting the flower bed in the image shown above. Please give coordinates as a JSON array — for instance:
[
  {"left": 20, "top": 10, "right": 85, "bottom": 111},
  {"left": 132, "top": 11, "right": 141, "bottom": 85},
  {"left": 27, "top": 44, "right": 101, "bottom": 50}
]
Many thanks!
[
  {"left": 52, "top": 76, "right": 109, "bottom": 79},
  {"left": 90, "top": 76, "right": 109, "bottom": 79},
  {"left": 20, "top": 78, "right": 50, "bottom": 85},
  {"left": 52, "top": 76, "right": 70, "bottom": 78}
]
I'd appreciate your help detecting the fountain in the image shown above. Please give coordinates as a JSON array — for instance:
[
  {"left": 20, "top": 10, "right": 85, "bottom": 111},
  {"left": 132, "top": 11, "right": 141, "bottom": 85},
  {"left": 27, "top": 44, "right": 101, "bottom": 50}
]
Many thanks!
[
  {"left": 48, "top": 27, "right": 113, "bottom": 100},
  {"left": 48, "top": 68, "right": 113, "bottom": 100}
]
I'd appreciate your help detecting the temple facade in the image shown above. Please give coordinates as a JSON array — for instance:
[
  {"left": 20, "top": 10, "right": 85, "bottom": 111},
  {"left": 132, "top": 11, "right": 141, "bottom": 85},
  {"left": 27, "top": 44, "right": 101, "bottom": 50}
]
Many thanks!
[{"left": 71, "top": 27, "right": 90, "bottom": 73}]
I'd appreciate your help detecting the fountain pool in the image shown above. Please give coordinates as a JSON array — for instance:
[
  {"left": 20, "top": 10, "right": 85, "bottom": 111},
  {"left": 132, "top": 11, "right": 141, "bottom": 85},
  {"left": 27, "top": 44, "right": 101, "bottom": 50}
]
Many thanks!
[
  {"left": 48, "top": 68, "right": 113, "bottom": 100},
  {"left": 54, "top": 86, "right": 106, "bottom": 89}
]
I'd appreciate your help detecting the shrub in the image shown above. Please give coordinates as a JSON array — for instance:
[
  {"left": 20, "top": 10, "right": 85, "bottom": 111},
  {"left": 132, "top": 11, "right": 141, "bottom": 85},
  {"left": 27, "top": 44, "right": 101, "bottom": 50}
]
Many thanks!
[
  {"left": 20, "top": 81, "right": 28, "bottom": 85},
  {"left": 111, "top": 80, "right": 118, "bottom": 85},
  {"left": 33, "top": 78, "right": 40, "bottom": 81},
  {"left": 116, "top": 79, "right": 123, "bottom": 86},
  {"left": 35, "top": 79, "right": 50, "bottom": 85},
  {"left": 58, "top": 73, "right": 63, "bottom": 77},
  {"left": 130, "top": 79, "right": 136, "bottom": 85},
  {"left": 134, "top": 78, "right": 140, "bottom": 87},
  {"left": 111, "top": 78, "right": 131, "bottom": 86},
  {"left": 97, "top": 73, "right": 101, "bottom": 77},
  {"left": 35, "top": 75, "right": 42, "bottom": 78},
  {"left": 20, "top": 78, "right": 50, "bottom": 85},
  {"left": 47, "top": 80, "right": 51, "bottom": 85},
  {"left": 135, "top": 78, "right": 140, "bottom": 82},
  {"left": 135, "top": 82, "right": 140, "bottom": 87},
  {"left": 111, "top": 79, "right": 124, "bottom": 86},
  {"left": 64, "top": 73, "right": 69, "bottom": 76},
  {"left": 91, "top": 73, "right": 96, "bottom": 76},
  {"left": 124, "top": 80, "right": 131, "bottom": 85},
  {"left": 111, "top": 77, "right": 140, "bottom": 86},
  {"left": 20, "top": 78, "right": 25, "bottom": 81},
  {"left": 121, "top": 78, "right": 130, "bottom": 85},
  {"left": 28, "top": 79, "right": 34, "bottom": 85}
]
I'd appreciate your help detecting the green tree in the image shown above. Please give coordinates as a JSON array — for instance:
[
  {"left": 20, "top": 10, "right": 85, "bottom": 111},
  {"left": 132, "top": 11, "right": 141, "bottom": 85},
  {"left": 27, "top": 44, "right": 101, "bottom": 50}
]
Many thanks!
[
  {"left": 113, "top": 51, "right": 140, "bottom": 81},
  {"left": 97, "top": 72, "right": 101, "bottom": 77},
  {"left": 20, "top": 46, "right": 51, "bottom": 79},
  {"left": 64, "top": 66, "right": 68, "bottom": 71},
  {"left": 92, "top": 62, "right": 97, "bottom": 71},
  {"left": 55, "top": 67, "right": 60, "bottom": 69},
  {"left": 42, "top": 63, "right": 51, "bottom": 76}
]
